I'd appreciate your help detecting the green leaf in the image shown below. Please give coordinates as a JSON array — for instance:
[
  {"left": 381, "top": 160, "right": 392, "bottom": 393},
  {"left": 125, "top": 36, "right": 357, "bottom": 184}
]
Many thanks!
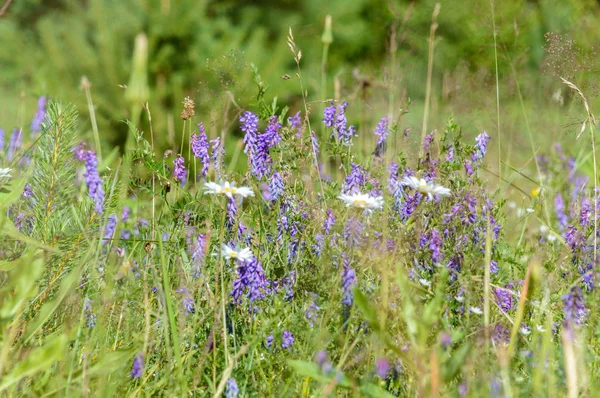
[
  {"left": 443, "top": 343, "right": 471, "bottom": 381},
  {"left": 287, "top": 360, "right": 351, "bottom": 388},
  {"left": 360, "top": 382, "right": 396, "bottom": 398},
  {"left": 353, "top": 288, "right": 380, "bottom": 332},
  {"left": 23, "top": 263, "right": 84, "bottom": 342},
  {"left": 0, "top": 334, "right": 67, "bottom": 391},
  {"left": 0, "top": 249, "right": 45, "bottom": 320}
]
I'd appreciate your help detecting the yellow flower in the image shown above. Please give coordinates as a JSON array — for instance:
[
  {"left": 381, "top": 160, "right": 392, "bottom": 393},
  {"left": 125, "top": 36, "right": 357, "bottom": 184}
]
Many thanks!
[{"left": 531, "top": 187, "right": 541, "bottom": 198}]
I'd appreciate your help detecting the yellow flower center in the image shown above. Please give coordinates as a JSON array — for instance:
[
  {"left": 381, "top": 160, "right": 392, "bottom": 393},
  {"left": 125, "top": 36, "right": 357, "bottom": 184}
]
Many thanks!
[
  {"left": 419, "top": 181, "right": 428, "bottom": 191},
  {"left": 230, "top": 251, "right": 237, "bottom": 258},
  {"left": 531, "top": 187, "right": 540, "bottom": 198},
  {"left": 353, "top": 199, "right": 366, "bottom": 207}
]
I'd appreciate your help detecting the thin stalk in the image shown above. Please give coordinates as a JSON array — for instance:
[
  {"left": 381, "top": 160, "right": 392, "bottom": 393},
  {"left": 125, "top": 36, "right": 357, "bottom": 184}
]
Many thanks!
[
  {"left": 419, "top": 3, "right": 440, "bottom": 159},
  {"left": 82, "top": 76, "right": 102, "bottom": 160},
  {"left": 490, "top": 0, "right": 501, "bottom": 184},
  {"left": 484, "top": 218, "right": 492, "bottom": 352}
]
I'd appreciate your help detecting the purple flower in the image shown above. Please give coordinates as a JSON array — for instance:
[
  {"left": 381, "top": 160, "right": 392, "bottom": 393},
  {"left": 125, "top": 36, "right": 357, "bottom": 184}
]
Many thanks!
[
  {"left": 323, "top": 209, "right": 335, "bottom": 234},
  {"left": 210, "top": 138, "right": 225, "bottom": 177},
  {"left": 554, "top": 193, "right": 568, "bottom": 231},
  {"left": 176, "top": 288, "right": 195, "bottom": 315},
  {"left": 226, "top": 198, "right": 238, "bottom": 230},
  {"left": 343, "top": 163, "right": 367, "bottom": 194},
  {"left": 464, "top": 161, "right": 474, "bottom": 176},
  {"left": 341, "top": 258, "right": 357, "bottom": 307},
  {"left": 580, "top": 198, "right": 591, "bottom": 227},
  {"left": 375, "top": 117, "right": 389, "bottom": 146},
  {"left": 429, "top": 229, "right": 443, "bottom": 264},
  {"left": 265, "top": 334, "right": 274, "bottom": 348},
  {"left": 565, "top": 225, "right": 583, "bottom": 250},
  {"left": 241, "top": 111, "right": 259, "bottom": 163},
  {"left": 305, "top": 297, "right": 320, "bottom": 327},
  {"left": 446, "top": 146, "right": 455, "bottom": 162},
  {"left": 440, "top": 332, "right": 452, "bottom": 349},
  {"left": 263, "top": 116, "right": 282, "bottom": 147},
  {"left": 103, "top": 215, "right": 117, "bottom": 244},
  {"left": 122, "top": 206, "right": 130, "bottom": 223},
  {"left": 231, "top": 257, "right": 267, "bottom": 305},
  {"left": 131, "top": 353, "right": 144, "bottom": 379},
  {"left": 316, "top": 350, "right": 333, "bottom": 375},
  {"left": 472, "top": 131, "right": 491, "bottom": 162},
  {"left": 84, "top": 151, "right": 104, "bottom": 214},
  {"left": 422, "top": 132, "right": 434, "bottom": 154},
  {"left": 398, "top": 192, "right": 422, "bottom": 221},
  {"left": 269, "top": 171, "right": 284, "bottom": 201},
  {"left": 84, "top": 298, "right": 96, "bottom": 328},
  {"left": 23, "top": 184, "right": 33, "bottom": 199},
  {"left": 225, "top": 378, "right": 239, "bottom": 398},
  {"left": 344, "top": 217, "right": 364, "bottom": 247},
  {"left": 281, "top": 330, "right": 294, "bottom": 349},
  {"left": 375, "top": 358, "right": 390, "bottom": 379},
  {"left": 173, "top": 154, "right": 187, "bottom": 186},
  {"left": 563, "top": 286, "right": 587, "bottom": 326},
  {"left": 310, "top": 131, "right": 320, "bottom": 157},
  {"left": 495, "top": 285, "right": 513, "bottom": 312},
  {"left": 323, "top": 102, "right": 336, "bottom": 127},
  {"left": 491, "top": 323, "right": 510, "bottom": 346},
  {"left": 31, "top": 96, "right": 47, "bottom": 136},
  {"left": 289, "top": 111, "right": 302, "bottom": 136},
  {"left": 191, "top": 234, "right": 206, "bottom": 278},
  {"left": 191, "top": 122, "right": 210, "bottom": 177},
  {"left": 8, "top": 128, "right": 22, "bottom": 161},
  {"left": 0, "top": 128, "right": 4, "bottom": 152},
  {"left": 334, "top": 102, "right": 356, "bottom": 145}
]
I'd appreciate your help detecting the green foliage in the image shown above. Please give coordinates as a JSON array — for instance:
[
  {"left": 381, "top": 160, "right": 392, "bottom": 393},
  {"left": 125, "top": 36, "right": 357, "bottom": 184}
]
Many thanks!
[{"left": 30, "top": 100, "right": 79, "bottom": 242}]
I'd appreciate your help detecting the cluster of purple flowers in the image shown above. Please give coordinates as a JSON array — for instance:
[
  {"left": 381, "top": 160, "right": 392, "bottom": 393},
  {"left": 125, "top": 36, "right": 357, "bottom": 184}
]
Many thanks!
[{"left": 323, "top": 102, "right": 356, "bottom": 145}]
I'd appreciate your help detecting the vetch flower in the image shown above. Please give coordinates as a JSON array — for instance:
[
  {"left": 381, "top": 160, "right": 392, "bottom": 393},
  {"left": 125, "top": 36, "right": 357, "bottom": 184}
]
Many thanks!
[
  {"left": 375, "top": 358, "right": 390, "bottom": 379},
  {"left": 563, "top": 286, "right": 588, "bottom": 326},
  {"left": 338, "top": 192, "right": 383, "bottom": 211},
  {"left": 323, "top": 102, "right": 336, "bottom": 127},
  {"left": 225, "top": 378, "right": 239, "bottom": 398},
  {"left": 469, "top": 306, "right": 483, "bottom": 315},
  {"left": 173, "top": 154, "right": 187, "bottom": 186},
  {"left": 204, "top": 181, "right": 254, "bottom": 199},
  {"left": 401, "top": 176, "right": 451, "bottom": 200},
  {"left": 281, "top": 330, "right": 294, "bottom": 349},
  {"left": 219, "top": 244, "right": 253, "bottom": 262},
  {"left": 191, "top": 122, "right": 210, "bottom": 177},
  {"left": 472, "top": 131, "right": 491, "bottom": 162},
  {"left": 83, "top": 151, "right": 105, "bottom": 214},
  {"left": 131, "top": 353, "right": 144, "bottom": 379}
]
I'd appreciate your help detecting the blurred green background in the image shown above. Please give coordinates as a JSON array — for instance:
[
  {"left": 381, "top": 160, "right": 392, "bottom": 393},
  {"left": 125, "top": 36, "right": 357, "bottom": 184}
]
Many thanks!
[{"left": 0, "top": 0, "right": 599, "bottom": 166}]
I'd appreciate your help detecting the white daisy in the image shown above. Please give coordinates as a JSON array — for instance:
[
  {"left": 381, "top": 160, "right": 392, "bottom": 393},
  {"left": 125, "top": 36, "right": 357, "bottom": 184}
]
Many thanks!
[
  {"left": 469, "top": 306, "right": 483, "bottom": 315},
  {"left": 401, "top": 176, "right": 451, "bottom": 200},
  {"left": 204, "top": 181, "right": 254, "bottom": 199},
  {"left": 0, "top": 168, "right": 12, "bottom": 179},
  {"left": 219, "top": 244, "right": 254, "bottom": 262},
  {"left": 455, "top": 295, "right": 465, "bottom": 303},
  {"left": 520, "top": 326, "right": 531, "bottom": 336},
  {"left": 338, "top": 192, "right": 383, "bottom": 210}
]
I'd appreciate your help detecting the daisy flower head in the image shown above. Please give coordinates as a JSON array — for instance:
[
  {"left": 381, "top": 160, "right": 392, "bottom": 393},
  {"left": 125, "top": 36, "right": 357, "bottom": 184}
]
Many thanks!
[
  {"left": 401, "top": 176, "right": 451, "bottom": 200},
  {"left": 219, "top": 243, "right": 254, "bottom": 262},
  {"left": 204, "top": 181, "right": 254, "bottom": 200},
  {"left": 338, "top": 192, "right": 384, "bottom": 211}
]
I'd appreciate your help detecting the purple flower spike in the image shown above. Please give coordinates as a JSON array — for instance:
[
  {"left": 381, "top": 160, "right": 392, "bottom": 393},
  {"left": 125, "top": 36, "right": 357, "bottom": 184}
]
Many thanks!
[
  {"left": 173, "top": 154, "right": 187, "bottom": 186},
  {"left": 84, "top": 151, "right": 105, "bottom": 214},
  {"left": 191, "top": 122, "right": 210, "bottom": 177},
  {"left": 31, "top": 96, "right": 47, "bottom": 136},
  {"left": 323, "top": 102, "right": 336, "bottom": 127},
  {"left": 472, "top": 131, "right": 491, "bottom": 162},
  {"left": 131, "top": 353, "right": 144, "bottom": 379},
  {"left": 375, "top": 358, "right": 390, "bottom": 379}
]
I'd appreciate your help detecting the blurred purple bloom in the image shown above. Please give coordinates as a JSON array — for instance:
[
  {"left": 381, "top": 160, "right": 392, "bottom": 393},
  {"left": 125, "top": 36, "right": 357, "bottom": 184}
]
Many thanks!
[
  {"left": 103, "top": 215, "right": 117, "bottom": 244},
  {"left": 0, "top": 128, "right": 4, "bottom": 152},
  {"left": 84, "top": 151, "right": 104, "bottom": 214},
  {"left": 8, "top": 128, "right": 22, "bottom": 161},
  {"left": 225, "top": 378, "right": 239, "bottom": 398},
  {"left": 446, "top": 146, "right": 455, "bottom": 162},
  {"left": 555, "top": 193, "right": 568, "bottom": 231},
  {"left": 341, "top": 257, "right": 357, "bottom": 307},
  {"left": 344, "top": 217, "right": 364, "bottom": 247},
  {"left": 374, "top": 117, "right": 389, "bottom": 145},
  {"left": 23, "top": 184, "right": 33, "bottom": 199},
  {"left": 31, "top": 96, "right": 47, "bottom": 136},
  {"left": 266, "top": 334, "right": 274, "bottom": 348},
  {"left": 495, "top": 285, "right": 513, "bottom": 312},
  {"left": 429, "top": 229, "right": 443, "bottom": 263},
  {"left": 375, "top": 358, "right": 390, "bottom": 379},
  {"left": 289, "top": 111, "right": 301, "bottom": 132},
  {"left": 131, "top": 353, "right": 144, "bottom": 379},
  {"left": 210, "top": 137, "right": 225, "bottom": 177},
  {"left": 316, "top": 350, "right": 333, "bottom": 375},
  {"left": 422, "top": 132, "right": 434, "bottom": 154},
  {"left": 281, "top": 330, "right": 294, "bottom": 349},
  {"left": 323, "top": 209, "right": 335, "bottom": 234},
  {"left": 176, "top": 288, "right": 195, "bottom": 315},
  {"left": 464, "top": 161, "right": 473, "bottom": 176},
  {"left": 305, "top": 296, "right": 320, "bottom": 327},
  {"left": 563, "top": 286, "right": 588, "bottom": 326}
]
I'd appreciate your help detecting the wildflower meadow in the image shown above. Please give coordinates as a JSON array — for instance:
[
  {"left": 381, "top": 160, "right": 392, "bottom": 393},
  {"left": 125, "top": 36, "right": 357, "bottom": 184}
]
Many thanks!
[{"left": 1, "top": 2, "right": 600, "bottom": 397}]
